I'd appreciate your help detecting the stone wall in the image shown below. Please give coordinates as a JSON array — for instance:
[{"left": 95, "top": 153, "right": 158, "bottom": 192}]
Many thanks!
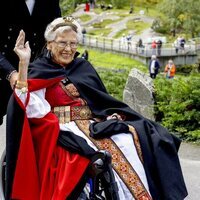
[{"left": 123, "top": 68, "right": 155, "bottom": 120}]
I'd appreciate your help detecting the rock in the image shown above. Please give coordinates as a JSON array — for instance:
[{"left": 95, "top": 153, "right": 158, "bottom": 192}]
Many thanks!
[{"left": 123, "top": 68, "right": 155, "bottom": 120}]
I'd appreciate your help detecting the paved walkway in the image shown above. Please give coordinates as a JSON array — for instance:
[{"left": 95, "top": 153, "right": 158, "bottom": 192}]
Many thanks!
[
  {"left": 178, "top": 142, "right": 200, "bottom": 200},
  {"left": 0, "top": 118, "right": 200, "bottom": 199}
]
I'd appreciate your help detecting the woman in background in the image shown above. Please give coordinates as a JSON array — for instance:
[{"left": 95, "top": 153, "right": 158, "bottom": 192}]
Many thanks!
[{"left": 164, "top": 59, "right": 176, "bottom": 79}]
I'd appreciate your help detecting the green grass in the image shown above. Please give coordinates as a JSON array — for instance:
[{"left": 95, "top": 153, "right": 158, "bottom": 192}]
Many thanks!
[
  {"left": 114, "top": 29, "right": 130, "bottom": 39},
  {"left": 77, "top": 46, "right": 147, "bottom": 100},
  {"left": 78, "top": 46, "right": 146, "bottom": 71},
  {"left": 126, "top": 20, "right": 151, "bottom": 35},
  {"left": 92, "top": 19, "right": 119, "bottom": 28},
  {"left": 88, "top": 28, "right": 112, "bottom": 37},
  {"left": 78, "top": 14, "right": 92, "bottom": 22}
]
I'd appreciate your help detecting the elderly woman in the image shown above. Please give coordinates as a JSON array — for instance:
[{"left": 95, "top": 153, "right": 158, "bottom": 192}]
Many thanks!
[
  {"left": 148, "top": 55, "right": 160, "bottom": 79},
  {"left": 6, "top": 17, "right": 187, "bottom": 200},
  {"left": 164, "top": 59, "right": 176, "bottom": 79}
]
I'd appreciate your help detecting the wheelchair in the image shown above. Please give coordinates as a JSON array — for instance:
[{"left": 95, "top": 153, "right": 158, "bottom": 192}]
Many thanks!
[
  {"left": 0, "top": 149, "right": 5, "bottom": 200},
  {"left": 0, "top": 149, "right": 119, "bottom": 200}
]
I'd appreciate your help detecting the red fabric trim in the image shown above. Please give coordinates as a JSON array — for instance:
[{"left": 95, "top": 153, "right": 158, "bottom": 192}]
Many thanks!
[
  {"left": 11, "top": 104, "right": 90, "bottom": 199},
  {"left": 28, "top": 77, "right": 63, "bottom": 92},
  {"left": 11, "top": 114, "right": 40, "bottom": 199}
]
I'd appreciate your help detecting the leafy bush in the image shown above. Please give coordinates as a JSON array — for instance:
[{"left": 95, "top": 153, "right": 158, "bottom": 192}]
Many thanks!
[
  {"left": 176, "top": 64, "right": 197, "bottom": 74},
  {"left": 154, "top": 75, "right": 200, "bottom": 140},
  {"left": 96, "top": 67, "right": 129, "bottom": 100},
  {"left": 151, "top": 19, "right": 169, "bottom": 34}
]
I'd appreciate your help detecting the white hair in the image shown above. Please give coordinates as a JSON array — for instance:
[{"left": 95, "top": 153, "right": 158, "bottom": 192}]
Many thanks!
[{"left": 44, "top": 16, "right": 82, "bottom": 42}]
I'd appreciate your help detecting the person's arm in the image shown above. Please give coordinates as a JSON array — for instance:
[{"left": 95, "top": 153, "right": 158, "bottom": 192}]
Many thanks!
[
  {"left": 0, "top": 53, "right": 15, "bottom": 76},
  {"left": 13, "top": 30, "right": 30, "bottom": 90},
  {"left": 0, "top": 53, "right": 18, "bottom": 88},
  {"left": 164, "top": 65, "right": 168, "bottom": 77},
  {"left": 14, "top": 30, "right": 50, "bottom": 118},
  {"left": 164, "top": 65, "right": 168, "bottom": 73}
]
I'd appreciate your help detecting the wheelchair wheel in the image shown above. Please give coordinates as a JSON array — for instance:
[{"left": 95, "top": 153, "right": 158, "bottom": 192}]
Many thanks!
[
  {"left": 0, "top": 149, "right": 6, "bottom": 200},
  {"left": 82, "top": 151, "right": 119, "bottom": 200},
  {"left": 0, "top": 150, "right": 119, "bottom": 200}
]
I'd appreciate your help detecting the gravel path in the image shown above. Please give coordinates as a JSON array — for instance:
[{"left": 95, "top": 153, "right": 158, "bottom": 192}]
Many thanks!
[{"left": 72, "top": 5, "right": 157, "bottom": 42}]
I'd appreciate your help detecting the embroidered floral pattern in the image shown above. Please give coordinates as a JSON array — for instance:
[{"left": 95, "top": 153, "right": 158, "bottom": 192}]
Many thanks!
[{"left": 65, "top": 83, "right": 80, "bottom": 97}]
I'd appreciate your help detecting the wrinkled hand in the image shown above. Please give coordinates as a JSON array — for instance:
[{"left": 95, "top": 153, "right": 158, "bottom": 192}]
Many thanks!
[
  {"left": 13, "top": 30, "right": 31, "bottom": 63},
  {"left": 106, "top": 113, "right": 122, "bottom": 120}
]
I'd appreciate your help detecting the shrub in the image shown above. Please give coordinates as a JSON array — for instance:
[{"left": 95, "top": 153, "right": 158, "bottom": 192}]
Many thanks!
[
  {"left": 154, "top": 75, "right": 200, "bottom": 140},
  {"left": 96, "top": 67, "right": 129, "bottom": 100},
  {"left": 176, "top": 64, "right": 197, "bottom": 74}
]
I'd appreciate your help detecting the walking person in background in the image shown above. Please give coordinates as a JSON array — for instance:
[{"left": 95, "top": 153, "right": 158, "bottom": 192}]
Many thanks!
[
  {"left": 174, "top": 38, "right": 179, "bottom": 54},
  {"left": 149, "top": 55, "right": 160, "bottom": 79},
  {"left": 164, "top": 59, "right": 176, "bottom": 79},
  {"left": 151, "top": 40, "right": 157, "bottom": 55},
  {"left": 156, "top": 39, "right": 162, "bottom": 56},
  {"left": 85, "top": 1, "right": 90, "bottom": 11},
  {"left": 81, "top": 27, "right": 87, "bottom": 44},
  {"left": 129, "top": 4, "right": 133, "bottom": 14},
  {"left": 121, "top": 34, "right": 127, "bottom": 49},
  {"left": 0, "top": 0, "right": 61, "bottom": 126},
  {"left": 126, "top": 34, "right": 132, "bottom": 51},
  {"left": 180, "top": 36, "right": 186, "bottom": 53},
  {"left": 81, "top": 49, "right": 89, "bottom": 60},
  {"left": 137, "top": 38, "right": 144, "bottom": 54},
  {"left": 89, "top": 0, "right": 96, "bottom": 9}
]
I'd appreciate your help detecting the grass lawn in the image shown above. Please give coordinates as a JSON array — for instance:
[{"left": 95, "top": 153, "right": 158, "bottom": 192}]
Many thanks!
[
  {"left": 78, "top": 46, "right": 146, "bottom": 71},
  {"left": 78, "top": 46, "right": 147, "bottom": 100}
]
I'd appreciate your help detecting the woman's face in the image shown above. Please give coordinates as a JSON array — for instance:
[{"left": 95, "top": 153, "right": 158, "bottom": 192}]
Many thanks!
[{"left": 47, "top": 30, "right": 78, "bottom": 67}]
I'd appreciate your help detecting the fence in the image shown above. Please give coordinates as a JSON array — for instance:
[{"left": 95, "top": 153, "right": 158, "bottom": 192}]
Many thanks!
[{"left": 81, "top": 34, "right": 200, "bottom": 57}]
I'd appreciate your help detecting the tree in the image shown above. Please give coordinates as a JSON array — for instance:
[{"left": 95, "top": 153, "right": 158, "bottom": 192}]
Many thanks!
[
  {"left": 182, "top": 0, "right": 200, "bottom": 38},
  {"left": 158, "top": 0, "right": 200, "bottom": 37},
  {"left": 111, "top": 0, "right": 124, "bottom": 9}
]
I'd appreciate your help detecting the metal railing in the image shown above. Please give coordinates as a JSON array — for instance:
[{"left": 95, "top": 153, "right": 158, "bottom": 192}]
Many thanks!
[{"left": 81, "top": 35, "right": 200, "bottom": 58}]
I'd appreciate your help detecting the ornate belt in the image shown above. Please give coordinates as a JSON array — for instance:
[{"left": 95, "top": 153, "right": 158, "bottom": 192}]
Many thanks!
[{"left": 53, "top": 105, "right": 92, "bottom": 124}]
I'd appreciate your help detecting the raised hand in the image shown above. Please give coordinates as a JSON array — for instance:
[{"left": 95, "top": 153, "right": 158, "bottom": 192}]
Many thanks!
[
  {"left": 13, "top": 30, "right": 31, "bottom": 85},
  {"left": 13, "top": 30, "right": 31, "bottom": 64}
]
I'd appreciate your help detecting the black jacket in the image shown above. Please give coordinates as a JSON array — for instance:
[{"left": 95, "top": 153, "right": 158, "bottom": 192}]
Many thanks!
[{"left": 0, "top": 0, "right": 61, "bottom": 121}]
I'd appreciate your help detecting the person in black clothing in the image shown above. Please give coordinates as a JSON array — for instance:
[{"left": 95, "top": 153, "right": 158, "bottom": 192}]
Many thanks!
[
  {"left": 0, "top": 0, "right": 61, "bottom": 125},
  {"left": 81, "top": 49, "right": 89, "bottom": 60},
  {"left": 81, "top": 27, "right": 87, "bottom": 44},
  {"left": 137, "top": 38, "right": 144, "bottom": 54},
  {"left": 156, "top": 39, "right": 162, "bottom": 56},
  {"left": 149, "top": 55, "right": 160, "bottom": 79},
  {"left": 180, "top": 36, "right": 186, "bottom": 53}
]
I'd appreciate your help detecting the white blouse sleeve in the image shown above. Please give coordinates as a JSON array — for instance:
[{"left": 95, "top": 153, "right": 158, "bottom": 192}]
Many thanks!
[{"left": 15, "top": 88, "right": 51, "bottom": 118}]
